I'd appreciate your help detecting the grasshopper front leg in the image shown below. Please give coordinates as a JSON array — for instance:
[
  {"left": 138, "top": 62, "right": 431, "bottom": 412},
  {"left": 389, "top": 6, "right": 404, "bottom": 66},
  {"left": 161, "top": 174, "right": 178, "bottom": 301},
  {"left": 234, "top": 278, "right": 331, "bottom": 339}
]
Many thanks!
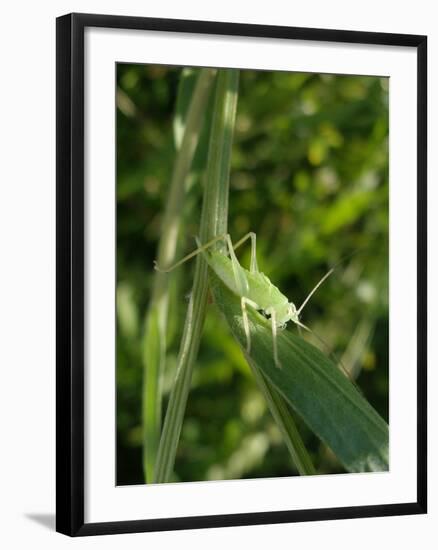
[
  {"left": 269, "top": 309, "right": 281, "bottom": 369},
  {"left": 264, "top": 307, "right": 281, "bottom": 369},
  {"left": 240, "top": 296, "right": 260, "bottom": 355}
]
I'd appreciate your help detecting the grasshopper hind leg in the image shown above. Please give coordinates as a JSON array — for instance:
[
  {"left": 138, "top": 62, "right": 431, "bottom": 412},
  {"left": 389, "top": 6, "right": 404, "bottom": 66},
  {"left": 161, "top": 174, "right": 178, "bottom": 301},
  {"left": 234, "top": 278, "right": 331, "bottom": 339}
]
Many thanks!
[{"left": 232, "top": 232, "right": 258, "bottom": 273}]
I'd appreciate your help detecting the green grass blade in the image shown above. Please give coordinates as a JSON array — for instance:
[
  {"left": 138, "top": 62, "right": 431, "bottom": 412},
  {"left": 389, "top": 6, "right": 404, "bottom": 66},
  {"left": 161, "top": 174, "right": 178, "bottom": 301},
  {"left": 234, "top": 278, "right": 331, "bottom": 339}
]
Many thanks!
[
  {"left": 142, "top": 68, "right": 216, "bottom": 483},
  {"left": 154, "top": 69, "right": 240, "bottom": 483},
  {"left": 246, "top": 362, "right": 316, "bottom": 475},
  {"left": 210, "top": 273, "right": 389, "bottom": 473}
]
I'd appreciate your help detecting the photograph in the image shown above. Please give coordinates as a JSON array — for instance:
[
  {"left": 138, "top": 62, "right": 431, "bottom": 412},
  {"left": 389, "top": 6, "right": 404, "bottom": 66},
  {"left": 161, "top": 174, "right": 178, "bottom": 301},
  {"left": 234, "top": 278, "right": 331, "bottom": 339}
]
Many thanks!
[
  {"left": 116, "top": 64, "right": 390, "bottom": 486},
  {"left": 0, "top": 0, "right": 432, "bottom": 544}
]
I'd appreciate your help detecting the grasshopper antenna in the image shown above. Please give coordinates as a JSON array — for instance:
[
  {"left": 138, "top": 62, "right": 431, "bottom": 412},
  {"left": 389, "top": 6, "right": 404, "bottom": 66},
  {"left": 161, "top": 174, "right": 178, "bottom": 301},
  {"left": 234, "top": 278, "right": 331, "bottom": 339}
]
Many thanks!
[
  {"left": 154, "top": 234, "right": 228, "bottom": 272},
  {"left": 296, "top": 321, "right": 363, "bottom": 392},
  {"left": 297, "top": 268, "right": 334, "bottom": 315},
  {"left": 297, "top": 248, "right": 366, "bottom": 315}
]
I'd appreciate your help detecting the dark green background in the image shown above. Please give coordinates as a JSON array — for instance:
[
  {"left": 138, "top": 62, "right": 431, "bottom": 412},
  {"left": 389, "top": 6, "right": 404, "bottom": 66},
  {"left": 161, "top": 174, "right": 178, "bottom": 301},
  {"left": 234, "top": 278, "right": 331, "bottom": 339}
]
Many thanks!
[{"left": 116, "top": 65, "right": 389, "bottom": 485}]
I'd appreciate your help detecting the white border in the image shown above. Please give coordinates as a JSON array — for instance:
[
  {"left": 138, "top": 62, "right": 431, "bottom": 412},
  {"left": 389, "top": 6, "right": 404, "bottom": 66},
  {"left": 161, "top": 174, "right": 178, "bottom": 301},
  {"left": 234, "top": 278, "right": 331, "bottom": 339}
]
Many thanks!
[{"left": 84, "top": 27, "right": 417, "bottom": 523}]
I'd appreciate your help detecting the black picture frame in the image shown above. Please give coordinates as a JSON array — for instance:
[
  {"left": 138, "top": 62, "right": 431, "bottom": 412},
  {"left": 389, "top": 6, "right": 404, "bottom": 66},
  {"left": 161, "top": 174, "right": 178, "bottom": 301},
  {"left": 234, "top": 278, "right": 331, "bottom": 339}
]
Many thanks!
[{"left": 56, "top": 12, "right": 427, "bottom": 537}]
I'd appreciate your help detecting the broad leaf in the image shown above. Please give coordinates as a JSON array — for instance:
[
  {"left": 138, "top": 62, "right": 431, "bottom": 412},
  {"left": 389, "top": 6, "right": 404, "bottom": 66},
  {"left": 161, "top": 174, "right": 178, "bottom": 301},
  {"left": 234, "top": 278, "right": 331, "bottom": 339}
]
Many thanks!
[{"left": 210, "top": 272, "right": 389, "bottom": 473}]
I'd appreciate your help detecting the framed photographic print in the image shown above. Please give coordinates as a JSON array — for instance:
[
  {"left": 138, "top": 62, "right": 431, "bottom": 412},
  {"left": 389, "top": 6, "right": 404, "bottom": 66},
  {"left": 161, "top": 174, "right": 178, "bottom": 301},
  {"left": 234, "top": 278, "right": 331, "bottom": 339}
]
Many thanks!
[{"left": 56, "top": 12, "right": 427, "bottom": 536}]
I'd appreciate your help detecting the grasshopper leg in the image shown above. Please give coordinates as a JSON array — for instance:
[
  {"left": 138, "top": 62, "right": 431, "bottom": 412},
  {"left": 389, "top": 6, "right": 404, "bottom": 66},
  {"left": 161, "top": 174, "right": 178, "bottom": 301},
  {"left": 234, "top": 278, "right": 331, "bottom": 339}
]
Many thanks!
[
  {"left": 270, "top": 309, "right": 281, "bottom": 369},
  {"left": 226, "top": 235, "right": 249, "bottom": 296},
  {"left": 241, "top": 296, "right": 260, "bottom": 355},
  {"left": 156, "top": 233, "right": 229, "bottom": 272},
  {"left": 232, "top": 232, "right": 258, "bottom": 273}
]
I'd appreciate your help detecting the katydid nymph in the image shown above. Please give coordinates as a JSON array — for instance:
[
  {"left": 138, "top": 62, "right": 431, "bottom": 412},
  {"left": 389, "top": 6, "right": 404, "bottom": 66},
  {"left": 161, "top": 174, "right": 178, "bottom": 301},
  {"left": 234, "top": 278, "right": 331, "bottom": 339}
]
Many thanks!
[{"left": 155, "top": 232, "right": 336, "bottom": 370}]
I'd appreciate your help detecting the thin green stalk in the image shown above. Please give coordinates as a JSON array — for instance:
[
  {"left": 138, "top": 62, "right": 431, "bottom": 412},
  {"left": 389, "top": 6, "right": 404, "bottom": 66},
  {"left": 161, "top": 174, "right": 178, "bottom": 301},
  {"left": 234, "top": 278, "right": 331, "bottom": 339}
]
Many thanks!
[
  {"left": 246, "top": 360, "right": 315, "bottom": 475},
  {"left": 154, "top": 69, "right": 240, "bottom": 483},
  {"left": 142, "top": 68, "right": 217, "bottom": 483}
]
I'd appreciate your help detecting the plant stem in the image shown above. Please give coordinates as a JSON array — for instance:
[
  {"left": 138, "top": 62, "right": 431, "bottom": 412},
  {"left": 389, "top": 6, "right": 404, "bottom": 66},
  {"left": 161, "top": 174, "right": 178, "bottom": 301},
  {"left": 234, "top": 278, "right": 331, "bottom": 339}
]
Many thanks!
[
  {"left": 142, "top": 68, "right": 217, "bottom": 483},
  {"left": 154, "top": 69, "right": 240, "bottom": 483},
  {"left": 247, "top": 360, "right": 315, "bottom": 475}
]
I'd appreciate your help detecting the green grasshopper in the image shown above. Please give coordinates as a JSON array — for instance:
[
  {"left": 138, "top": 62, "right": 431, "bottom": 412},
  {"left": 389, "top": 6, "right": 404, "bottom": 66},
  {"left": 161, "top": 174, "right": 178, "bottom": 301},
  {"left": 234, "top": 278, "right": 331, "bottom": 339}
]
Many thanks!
[{"left": 155, "top": 232, "right": 335, "bottom": 369}]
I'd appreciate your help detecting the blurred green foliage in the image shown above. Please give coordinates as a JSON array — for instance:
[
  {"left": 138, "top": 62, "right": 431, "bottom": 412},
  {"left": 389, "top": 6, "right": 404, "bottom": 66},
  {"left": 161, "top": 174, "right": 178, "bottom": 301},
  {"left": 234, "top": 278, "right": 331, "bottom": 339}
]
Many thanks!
[{"left": 116, "top": 64, "right": 389, "bottom": 485}]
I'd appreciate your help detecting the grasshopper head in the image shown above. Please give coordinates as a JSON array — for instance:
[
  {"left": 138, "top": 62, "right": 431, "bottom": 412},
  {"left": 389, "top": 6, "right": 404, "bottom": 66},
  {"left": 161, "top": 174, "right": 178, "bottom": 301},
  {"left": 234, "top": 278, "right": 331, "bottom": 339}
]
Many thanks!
[{"left": 276, "top": 302, "right": 299, "bottom": 326}]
